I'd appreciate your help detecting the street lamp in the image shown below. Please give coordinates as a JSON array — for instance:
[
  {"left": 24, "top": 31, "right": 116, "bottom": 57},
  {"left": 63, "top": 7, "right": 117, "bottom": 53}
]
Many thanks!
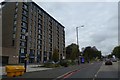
[
  {"left": 24, "top": 32, "right": 28, "bottom": 72},
  {"left": 76, "top": 25, "right": 84, "bottom": 65}
]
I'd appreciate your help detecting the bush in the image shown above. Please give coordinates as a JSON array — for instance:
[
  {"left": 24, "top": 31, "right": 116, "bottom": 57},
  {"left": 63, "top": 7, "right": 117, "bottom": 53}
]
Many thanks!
[
  {"left": 59, "top": 59, "right": 69, "bottom": 67},
  {"left": 43, "top": 61, "right": 61, "bottom": 68},
  {"left": 54, "top": 64, "right": 61, "bottom": 67},
  {"left": 44, "top": 63, "right": 55, "bottom": 68}
]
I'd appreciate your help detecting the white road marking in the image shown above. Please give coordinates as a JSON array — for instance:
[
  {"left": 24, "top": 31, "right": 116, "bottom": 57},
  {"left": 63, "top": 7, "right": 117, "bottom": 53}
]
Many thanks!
[{"left": 93, "top": 62, "right": 103, "bottom": 80}]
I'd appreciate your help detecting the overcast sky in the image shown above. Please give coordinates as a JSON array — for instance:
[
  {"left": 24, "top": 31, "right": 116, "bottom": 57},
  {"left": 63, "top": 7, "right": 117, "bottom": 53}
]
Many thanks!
[
  {"left": 0, "top": 0, "right": 118, "bottom": 56},
  {"left": 33, "top": 1, "right": 118, "bottom": 56}
]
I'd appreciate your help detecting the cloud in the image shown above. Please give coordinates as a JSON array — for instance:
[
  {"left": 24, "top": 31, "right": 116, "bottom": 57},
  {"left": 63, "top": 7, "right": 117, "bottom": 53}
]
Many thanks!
[
  {"left": 34, "top": 0, "right": 119, "bottom": 2},
  {"left": 37, "top": 2, "right": 118, "bottom": 55}
]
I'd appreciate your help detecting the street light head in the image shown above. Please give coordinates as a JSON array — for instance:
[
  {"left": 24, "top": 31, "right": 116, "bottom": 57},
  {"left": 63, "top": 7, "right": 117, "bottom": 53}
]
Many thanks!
[
  {"left": 81, "top": 25, "right": 84, "bottom": 27},
  {"left": 76, "top": 25, "right": 84, "bottom": 28}
]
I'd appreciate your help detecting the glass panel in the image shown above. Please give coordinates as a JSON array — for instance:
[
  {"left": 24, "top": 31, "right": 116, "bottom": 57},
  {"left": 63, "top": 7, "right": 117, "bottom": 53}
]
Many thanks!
[
  {"left": 22, "top": 16, "right": 27, "bottom": 21},
  {"left": 13, "top": 27, "right": 16, "bottom": 32},
  {"left": 14, "top": 14, "right": 17, "bottom": 18},
  {"left": 21, "top": 35, "right": 25, "bottom": 39},
  {"left": 22, "top": 22, "right": 27, "bottom": 28},
  {"left": 13, "top": 33, "right": 15, "bottom": 38},
  {"left": 16, "top": 2, "right": 18, "bottom": 6},
  {"left": 14, "top": 20, "right": 17, "bottom": 25},
  {"left": 21, "top": 41, "right": 25, "bottom": 46},
  {"left": 21, "top": 48, "right": 24, "bottom": 53},
  {"left": 23, "top": 4, "right": 28, "bottom": 9},
  {"left": 23, "top": 10, "right": 27, "bottom": 15},
  {"left": 21, "top": 28, "right": 26, "bottom": 33},
  {"left": 15, "top": 8, "right": 18, "bottom": 12}
]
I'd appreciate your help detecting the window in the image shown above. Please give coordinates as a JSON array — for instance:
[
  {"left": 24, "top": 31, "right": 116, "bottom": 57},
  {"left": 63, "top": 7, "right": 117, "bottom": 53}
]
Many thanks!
[
  {"left": 50, "top": 48, "right": 52, "bottom": 51},
  {"left": 49, "top": 34, "right": 52, "bottom": 38},
  {"left": 13, "top": 33, "right": 15, "bottom": 38},
  {"left": 16, "top": 2, "right": 18, "bottom": 6},
  {"left": 21, "top": 41, "right": 25, "bottom": 46},
  {"left": 38, "top": 25, "right": 42, "bottom": 29},
  {"left": 49, "top": 43, "right": 52, "bottom": 47},
  {"left": 40, "top": 40, "right": 42, "bottom": 44},
  {"left": 38, "top": 45, "right": 40, "bottom": 49},
  {"left": 38, "top": 14, "right": 42, "bottom": 19},
  {"left": 38, "top": 9, "right": 42, "bottom": 14},
  {"left": 22, "top": 10, "right": 27, "bottom": 15},
  {"left": 22, "top": 16, "right": 27, "bottom": 21},
  {"left": 30, "top": 49, "right": 33, "bottom": 54},
  {"left": 30, "top": 31, "right": 32, "bottom": 36},
  {"left": 23, "top": 4, "right": 28, "bottom": 9},
  {"left": 14, "top": 14, "right": 17, "bottom": 18},
  {"left": 31, "top": 9, "right": 32, "bottom": 12},
  {"left": 20, "top": 48, "right": 24, "bottom": 53},
  {"left": 38, "top": 40, "right": 42, "bottom": 44},
  {"left": 37, "top": 51, "right": 40, "bottom": 55},
  {"left": 13, "top": 27, "right": 16, "bottom": 32},
  {"left": 21, "top": 28, "right": 26, "bottom": 33},
  {"left": 38, "top": 30, "right": 42, "bottom": 34},
  {"left": 22, "top": 22, "right": 27, "bottom": 28},
  {"left": 14, "top": 20, "right": 17, "bottom": 25},
  {"left": 38, "top": 35, "right": 42, "bottom": 39},
  {"left": 33, "top": 5, "right": 36, "bottom": 10},
  {"left": 15, "top": 8, "right": 18, "bottom": 12},
  {"left": 21, "top": 35, "right": 25, "bottom": 39},
  {"left": 39, "top": 20, "right": 42, "bottom": 23},
  {"left": 38, "top": 35, "right": 40, "bottom": 39},
  {"left": 12, "top": 40, "right": 15, "bottom": 46},
  {"left": 49, "top": 38, "right": 52, "bottom": 42},
  {"left": 38, "top": 40, "right": 40, "bottom": 44}
]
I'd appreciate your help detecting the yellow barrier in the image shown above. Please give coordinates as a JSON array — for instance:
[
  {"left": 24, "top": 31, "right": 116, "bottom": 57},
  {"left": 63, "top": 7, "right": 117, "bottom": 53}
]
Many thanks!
[{"left": 5, "top": 66, "right": 25, "bottom": 77}]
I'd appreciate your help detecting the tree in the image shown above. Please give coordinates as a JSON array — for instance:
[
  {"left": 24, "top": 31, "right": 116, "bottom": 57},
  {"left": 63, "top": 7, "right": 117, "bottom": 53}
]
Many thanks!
[
  {"left": 66, "top": 43, "right": 80, "bottom": 60},
  {"left": 108, "top": 54, "right": 113, "bottom": 58},
  {"left": 112, "top": 45, "right": 120, "bottom": 59},
  {"left": 52, "top": 49, "right": 59, "bottom": 62},
  {"left": 83, "top": 46, "right": 102, "bottom": 62},
  {"left": 83, "top": 46, "right": 93, "bottom": 62}
]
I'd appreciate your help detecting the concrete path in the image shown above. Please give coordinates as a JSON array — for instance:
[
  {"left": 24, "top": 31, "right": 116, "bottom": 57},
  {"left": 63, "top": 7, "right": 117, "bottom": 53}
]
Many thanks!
[{"left": 0, "top": 64, "right": 52, "bottom": 76}]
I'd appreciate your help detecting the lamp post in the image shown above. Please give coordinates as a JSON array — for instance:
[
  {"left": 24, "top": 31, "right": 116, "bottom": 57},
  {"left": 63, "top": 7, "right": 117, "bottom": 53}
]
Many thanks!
[
  {"left": 24, "top": 32, "right": 28, "bottom": 72},
  {"left": 76, "top": 25, "right": 84, "bottom": 65}
]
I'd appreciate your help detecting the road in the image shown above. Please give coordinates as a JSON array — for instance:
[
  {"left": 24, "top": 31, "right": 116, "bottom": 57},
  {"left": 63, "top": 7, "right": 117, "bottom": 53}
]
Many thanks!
[
  {"left": 63, "top": 61, "right": 119, "bottom": 80},
  {"left": 2, "top": 61, "right": 119, "bottom": 80}
]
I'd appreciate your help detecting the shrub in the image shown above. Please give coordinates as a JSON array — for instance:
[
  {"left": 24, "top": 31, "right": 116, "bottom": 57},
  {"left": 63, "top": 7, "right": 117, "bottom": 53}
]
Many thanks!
[
  {"left": 44, "top": 63, "right": 55, "bottom": 68},
  {"left": 59, "top": 59, "right": 69, "bottom": 67}
]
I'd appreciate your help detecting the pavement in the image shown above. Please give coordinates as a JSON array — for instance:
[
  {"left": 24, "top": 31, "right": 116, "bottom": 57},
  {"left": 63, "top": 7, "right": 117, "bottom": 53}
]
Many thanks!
[
  {"left": 0, "top": 64, "right": 52, "bottom": 76},
  {"left": 67, "top": 61, "right": 103, "bottom": 79},
  {"left": 1, "top": 62, "right": 94, "bottom": 79},
  {"left": 64, "top": 61, "right": 119, "bottom": 80},
  {"left": 1, "top": 61, "right": 119, "bottom": 80},
  {"left": 96, "top": 61, "right": 119, "bottom": 78}
]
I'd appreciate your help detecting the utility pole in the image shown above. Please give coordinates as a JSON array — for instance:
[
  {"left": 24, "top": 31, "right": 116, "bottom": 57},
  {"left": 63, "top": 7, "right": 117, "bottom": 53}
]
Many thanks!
[{"left": 76, "top": 25, "right": 84, "bottom": 65}]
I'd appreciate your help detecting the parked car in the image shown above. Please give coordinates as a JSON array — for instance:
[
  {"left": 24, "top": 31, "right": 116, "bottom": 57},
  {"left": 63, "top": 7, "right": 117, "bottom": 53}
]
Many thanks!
[{"left": 105, "top": 59, "right": 112, "bottom": 65}]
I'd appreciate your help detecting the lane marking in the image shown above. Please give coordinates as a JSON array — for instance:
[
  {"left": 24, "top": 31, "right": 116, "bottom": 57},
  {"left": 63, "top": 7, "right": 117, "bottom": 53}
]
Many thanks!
[
  {"left": 56, "top": 63, "right": 94, "bottom": 80},
  {"left": 53, "top": 62, "right": 97, "bottom": 80},
  {"left": 63, "top": 69, "right": 81, "bottom": 79},
  {"left": 93, "top": 62, "right": 103, "bottom": 80}
]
